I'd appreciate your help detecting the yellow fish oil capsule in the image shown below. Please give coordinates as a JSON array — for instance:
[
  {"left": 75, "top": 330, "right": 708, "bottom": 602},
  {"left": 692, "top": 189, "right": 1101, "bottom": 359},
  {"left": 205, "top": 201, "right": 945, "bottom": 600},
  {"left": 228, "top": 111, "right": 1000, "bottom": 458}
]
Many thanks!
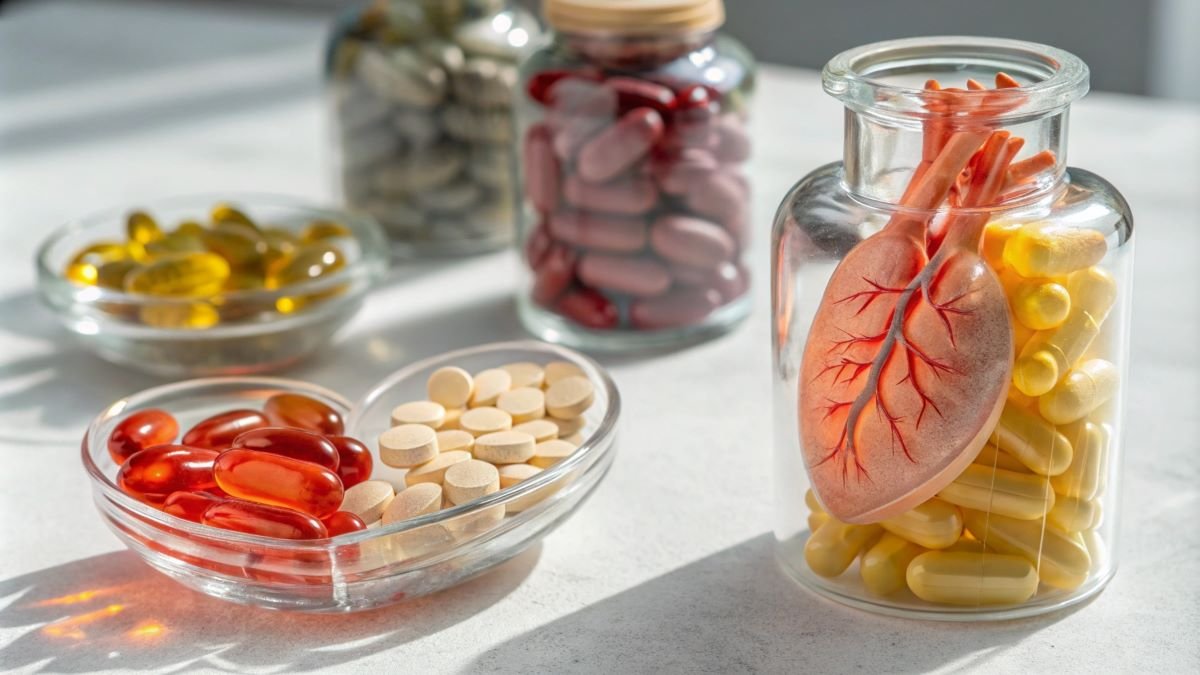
[
  {"left": 126, "top": 210, "right": 164, "bottom": 245},
  {"left": 805, "top": 489, "right": 824, "bottom": 513},
  {"left": 880, "top": 498, "right": 963, "bottom": 549},
  {"left": 1014, "top": 267, "right": 1117, "bottom": 396},
  {"left": 961, "top": 509, "right": 1091, "bottom": 590},
  {"left": 938, "top": 464, "right": 1055, "bottom": 520},
  {"left": 808, "top": 511, "right": 830, "bottom": 533},
  {"left": 974, "top": 444, "right": 1031, "bottom": 474},
  {"left": 173, "top": 221, "right": 206, "bottom": 237},
  {"left": 95, "top": 259, "right": 141, "bottom": 289},
  {"left": 906, "top": 551, "right": 1039, "bottom": 606},
  {"left": 860, "top": 533, "right": 924, "bottom": 596},
  {"left": 991, "top": 402, "right": 1073, "bottom": 476},
  {"left": 1007, "top": 275, "right": 1071, "bottom": 331},
  {"left": 139, "top": 301, "right": 220, "bottom": 329},
  {"left": 982, "top": 221, "right": 1024, "bottom": 271},
  {"left": 267, "top": 243, "right": 345, "bottom": 288},
  {"left": 1051, "top": 421, "right": 1109, "bottom": 500},
  {"left": 123, "top": 252, "right": 231, "bottom": 297},
  {"left": 262, "top": 227, "right": 302, "bottom": 264},
  {"left": 145, "top": 232, "right": 206, "bottom": 258},
  {"left": 202, "top": 222, "right": 268, "bottom": 271},
  {"left": 1047, "top": 495, "right": 1101, "bottom": 533},
  {"left": 804, "top": 519, "right": 882, "bottom": 578},
  {"left": 210, "top": 203, "right": 258, "bottom": 230},
  {"left": 300, "top": 220, "right": 352, "bottom": 243},
  {"left": 1038, "top": 359, "right": 1118, "bottom": 425},
  {"left": 1002, "top": 222, "right": 1107, "bottom": 278}
]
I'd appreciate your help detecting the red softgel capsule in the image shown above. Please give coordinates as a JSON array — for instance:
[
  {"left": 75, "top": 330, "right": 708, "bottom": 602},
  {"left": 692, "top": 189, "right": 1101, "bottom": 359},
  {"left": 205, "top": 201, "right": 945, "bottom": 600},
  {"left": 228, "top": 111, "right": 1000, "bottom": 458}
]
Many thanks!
[
  {"left": 107, "top": 408, "right": 179, "bottom": 464},
  {"left": 182, "top": 409, "right": 269, "bottom": 450},
  {"left": 117, "top": 445, "right": 219, "bottom": 505},
  {"left": 162, "top": 490, "right": 225, "bottom": 522},
  {"left": 323, "top": 511, "right": 367, "bottom": 537},
  {"left": 202, "top": 499, "right": 328, "bottom": 540},
  {"left": 556, "top": 288, "right": 619, "bottom": 330},
  {"left": 262, "top": 393, "right": 344, "bottom": 436},
  {"left": 214, "top": 448, "right": 344, "bottom": 519},
  {"left": 232, "top": 426, "right": 340, "bottom": 471},
  {"left": 327, "top": 435, "right": 373, "bottom": 489}
]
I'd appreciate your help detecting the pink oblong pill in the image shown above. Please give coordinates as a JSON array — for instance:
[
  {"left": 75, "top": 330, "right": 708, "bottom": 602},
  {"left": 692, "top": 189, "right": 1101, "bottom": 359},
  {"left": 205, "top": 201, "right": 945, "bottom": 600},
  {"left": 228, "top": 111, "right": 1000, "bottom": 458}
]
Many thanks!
[
  {"left": 577, "top": 108, "right": 664, "bottom": 183},
  {"left": 554, "top": 116, "right": 610, "bottom": 160},
  {"left": 650, "top": 214, "right": 736, "bottom": 268},
  {"left": 524, "top": 123, "right": 561, "bottom": 213},
  {"left": 548, "top": 211, "right": 648, "bottom": 253},
  {"left": 631, "top": 287, "right": 722, "bottom": 330},
  {"left": 606, "top": 76, "right": 676, "bottom": 115},
  {"left": 525, "top": 218, "right": 553, "bottom": 268},
  {"left": 713, "top": 116, "right": 751, "bottom": 164},
  {"left": 532, "top": 244, "right": 577, "bottom": 306},
  {"left": 684, "top": 171, "right": 748, "bottom": 230},
  {"left": 578, "top": 254, "right": 671, "bottom": 298},
  {"left": 651, "top": 148, "right": 718, "bottom": 195},
  {"left": 556, "top": 288, "right": 619, "bottom": 330},
  {"left": 564, "top": 174, "right": 658, "bottom": 215},
  {"left": 669, "top": 261, "right": 749, "bottom": 302},
  {"left": 546, "top": 77, "right": 618, "bottom": 119}
]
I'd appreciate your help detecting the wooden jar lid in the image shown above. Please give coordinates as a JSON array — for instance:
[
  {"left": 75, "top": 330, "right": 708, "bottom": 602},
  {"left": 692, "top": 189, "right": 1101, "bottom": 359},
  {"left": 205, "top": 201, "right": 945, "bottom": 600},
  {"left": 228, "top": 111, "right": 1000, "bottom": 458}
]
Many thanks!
[{"left": 544, "top": 0, "right": 725, "bottom": 36}]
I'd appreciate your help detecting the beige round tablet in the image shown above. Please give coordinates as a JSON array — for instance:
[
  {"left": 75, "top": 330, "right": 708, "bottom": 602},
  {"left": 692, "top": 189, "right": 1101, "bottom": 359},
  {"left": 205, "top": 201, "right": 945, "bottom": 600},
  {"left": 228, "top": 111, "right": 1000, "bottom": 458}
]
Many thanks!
[
  {"left": 444, "top": 503, "right": 506, "bottom": 538},
  {"left": 443, "top": 407, "right": 464, "bottom": 430},
  {"left": 530, "top": 439, "right": 577, "bottom": 468},
  {"left": 544, "top": 360, "right": 585, "bottom": 386},
  {"left": 405, "top": 449, "right": 472, "bottom": 487},
  {"left": 499, "top": 464, "right": 553, "bottom": 514},
  {"left": 340, "top": 480, "right": 395, "bottom": 523},
  {"left": 459, "top": 406, "right": 512, "bottom": 436},
  {"left": 497, "top": 387, "right": 545, "bottom": 423},
  {"left": 548, "top": 415, "right": 586, "bottom": 437},
  {"left": 498, "top": 463, "right": 541, "bottom": 488},
  {"left": 474, "top": 430, "right": 537, "bottom": 464},
  {"left": 501, "top": 362, "right": 545, "bottom": 389},
  {"left": 435, "top": 429, "right": 475, "bottom": 453},
  {"left": 427, "top": 366, "right": 473, "bottom": 409},
  {"left": 390, "top": 400, "right": 446, "bottom": 428},
  {"left": 513, "top": 419, "right": 558, "bottom": 443},
  {"left": 470, "top": 368, "right": 512, "bottom": 407},
  {"left": 382, "top": 483, "right": 443, "bottom": 524},
  {"left": 564, "top": 432, "right": 585, "bottom": 445},
  {"left": 546, "top": 376, "right": 595, "bottom": 419},
  {"left": 379, "top": 424, "right": 439, "bottom": 467},
  {"left": 444, "top": 459, "right": 500, "bottom": 505}
]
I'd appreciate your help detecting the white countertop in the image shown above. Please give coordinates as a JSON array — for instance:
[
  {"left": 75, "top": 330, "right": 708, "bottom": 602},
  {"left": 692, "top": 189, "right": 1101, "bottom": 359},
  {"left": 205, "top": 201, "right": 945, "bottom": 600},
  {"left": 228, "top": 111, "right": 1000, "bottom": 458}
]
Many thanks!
[{"left": 1, "top": 2, "right": 1198, "bottom": 673}]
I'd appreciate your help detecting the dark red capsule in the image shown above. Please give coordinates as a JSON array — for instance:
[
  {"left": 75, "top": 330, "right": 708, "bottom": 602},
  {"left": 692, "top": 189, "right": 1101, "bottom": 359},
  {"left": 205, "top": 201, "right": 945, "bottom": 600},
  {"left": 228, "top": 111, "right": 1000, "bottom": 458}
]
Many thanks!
[
  {"left": 556, "top": 288, "right": 619, "bottom": 330},
  {"left": 532, "top": 244, "right": 578, "bottom": 307},
  {"left": 606, "top": 76, "right": 676, "bottom": 115},
  {"left": 323, "top": 511, "right": 367, "bottom": 537},
  {"left": 327, "top": 435, "right": 373, "bottom": 489},
  {"left": 527, "top": 69, "right": 576, "bottom": 105},
  {"left": 182, "top": 409, "right": 269, "bottom": 450},
  {"left": 202, "top": 499, "right": 329, "bottom": 540},
  {"left": 524, "top": 218, "right": 553, "bottom": 269},
  {"left": 162, "top": 490, "right": 225, "bottom": 522},
  {"left": 262, "top": 393, "right": 344, "bottom": 435},
  {"left": 232, "top": 426, "right": 340, "bottom": 471},
  {"left": 117, "top": 444, "right": 219, "bottom": 505},
  {"left": 107, "top": 409, "right": 179, "bottom": 464}
]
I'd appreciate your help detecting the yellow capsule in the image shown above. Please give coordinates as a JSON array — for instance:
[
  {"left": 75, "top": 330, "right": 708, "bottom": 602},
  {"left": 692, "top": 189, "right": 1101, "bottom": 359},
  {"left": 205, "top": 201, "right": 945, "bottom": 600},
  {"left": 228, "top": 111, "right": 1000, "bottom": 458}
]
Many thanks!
[
  {"left": 804, "top": 520, "right": 883, "bottom": 578},
  {"left": 300, "top": 219, "right": 352, "bottom": 243},
  {"left": 805, "top": 489, "right": 824, "bottom": 513},
  {"left": 1009, "top": 276, "right": 1071, "bottom": 331},
  {"left": 145, "top": 232, "right": 207, "bottom": 258},
  {"left": 1047, "top": 496, "right": 1101, "bottom": 533},
  {"left": 990, "top": 402, "right": 1073, "bottom": 476},
  {"left": 906, "top": 551, "right": 1039, "bottom": 606},
  {"left": 223, "top": 271, "right": 266, "bottom": 291},
  {"left": 262, "top": 227, "right": 302, "bottom": 264},
  {"left": 126, "top": 210, "right": 164, "bottom": 245},
  {"left": 961, "top": 509, "right": 1091, "bottom": 590},
  {"left": 1081, "top": 529, "right": 1106, "bottom": 571},
  {"left": 1038, "top": 359, "right": 1118, "bottom": 425},
  {"left": 64, "top": 263, "right": 99, "bottom": 285},
  {"left": 860, "top": 533, "right": 924, "bottom": 596},
  {"left": 1014, "top": 267, "right": 1116, "bottom": 396},
  {"left": 1011, "top": 321, "right": 1036, "bottom": 360},
  {"left": 974, "top": 444, "right": 1032, "bottom": 474},
  {"left": 938, "top": 464, "right": 1055, "bottom": 520},
  {"left": 95, "top": 259, "right": 141, "bottom": 289},
  {"left": 942, "top": 536, "right": 990, "bottom": 554},
  {"left": 1051, "top": 421, "right": 1109, "bottom": 500},
  {"left": 201, "top": 223, "right": 268, "bottom": 271},
  {"left": 69, "top": 241, "right": 129, "bottom": 266},
  {"left": 1003, "top": 222, "right": 1107, "bottom": 278},
  {"left": 267, "top": 243, "right": 345, "bottom": 288},
  {"left": 880, "top": 498, "right": 962, "bottom": 549},
  {"left": 210, "top": 203, "right": 258, "bottom": 230},
  {"left": 123, "top": 252, "right": 230, "bottom": 297},
  {"left": 808, "top": 511, "right": 830, "bottom": 533},
  {"left": 173, "top": 220, "right": 206, "bottom": 237},
  {"left": 139, "top": 302, "right": 220, "bottom": 329},
  {"left": 982, "top": 221, "right": 1024, "bottom": 271}
]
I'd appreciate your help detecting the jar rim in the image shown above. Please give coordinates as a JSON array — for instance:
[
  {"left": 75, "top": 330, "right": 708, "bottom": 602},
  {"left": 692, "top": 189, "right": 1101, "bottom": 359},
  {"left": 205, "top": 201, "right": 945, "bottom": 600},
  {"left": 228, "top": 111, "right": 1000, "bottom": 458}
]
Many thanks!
[{"left": 823, "top": 36, "right": 1089, "bottom": 120}]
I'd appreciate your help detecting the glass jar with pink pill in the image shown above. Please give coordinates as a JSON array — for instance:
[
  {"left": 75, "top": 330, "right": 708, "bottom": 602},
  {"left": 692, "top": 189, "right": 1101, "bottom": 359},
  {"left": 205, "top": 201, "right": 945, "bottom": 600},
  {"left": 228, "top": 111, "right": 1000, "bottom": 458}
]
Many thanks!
[
  {"left": 771, "top": 37, "right": 1134, "bottom": 619},
  {"left": 513, "top": 0, "right": 755, "bottom": 350}
]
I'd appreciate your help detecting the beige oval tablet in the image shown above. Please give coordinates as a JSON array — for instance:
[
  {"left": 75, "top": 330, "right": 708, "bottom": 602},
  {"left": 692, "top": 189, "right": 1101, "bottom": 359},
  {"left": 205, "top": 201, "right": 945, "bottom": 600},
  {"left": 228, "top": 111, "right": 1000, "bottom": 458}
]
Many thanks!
[
  {"left": 513, "top": 419, "right": 558, "bottom": 443},
  {"left": 498, "top": 463, "right": 542, "bottom": 488},
  {"left": 548, "top": 415, "right": 586, "bottom": 437},
  {"left": 474, "top": 430, "right": 537, "bottom": 464},
  {"left": 544, "top": 360, "right": 585, "bottom": 386},
  {"left": 405, "top": 449, "right": 472, "bottom": 487},
  {"left": 382, "top": 483, "right": 443, "bottom": 524},
  {"left": 530, "top": 439, "right": 577, "bottom": 468},
  {"left": 470, "top": 368, "right": 512, "bottom": 407},
  {"left": 444, "top": 459, "right": 500, "bottom": 505},
  {"left": 435, "top": 429, "right": 475, "bottom": 453},
  {"left": 459, "top": 406, "right": 512, "bottom": 436},
  {"left": 442, "top": 407, "right": 464, "bottom": 430},
  {"left": 390, "top": 400, "right": 446, "bottom": 428},
  {"left": 498, "top": 464, "right": 556, "bottom": 514},
  {"left": 340, "top": 480, "right": 395, "bottom": 522},
  {"left": 427, "top": 366, "right": 473, "bottom": 409},
  {"left": 501, "top": 362, "right": 545, "bottom": 389},
  {"left": 497, "top": 387, "right": 545, "bottom": 423},
  {"left": 546, "top": 376, "right": 595, "bottom": 419},
  {"left": 379, "top": 424, "right": 439, "bottom": 467}
]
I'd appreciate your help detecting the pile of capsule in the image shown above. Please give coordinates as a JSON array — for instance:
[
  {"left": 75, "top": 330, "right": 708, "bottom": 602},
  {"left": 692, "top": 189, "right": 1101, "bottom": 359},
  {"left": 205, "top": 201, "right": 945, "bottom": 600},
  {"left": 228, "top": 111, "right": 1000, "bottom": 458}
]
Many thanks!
[
  {"left": 64, "top": 204, "right": 352, "bottom": 328},
  {"left": 804, "top": 221, "right": 1117, "bottom": 607},
  {"left": 521, "top": 69, "right": 751, "bottom": 331},
  {"left": 329, "top": 2, "right": 537, "bottom": 245},
  {"left": 339, "top": 360, "right": 595, "bottom": 531},
  {"left": 111, "top": 393, "right": 373, "bottom": 539}
]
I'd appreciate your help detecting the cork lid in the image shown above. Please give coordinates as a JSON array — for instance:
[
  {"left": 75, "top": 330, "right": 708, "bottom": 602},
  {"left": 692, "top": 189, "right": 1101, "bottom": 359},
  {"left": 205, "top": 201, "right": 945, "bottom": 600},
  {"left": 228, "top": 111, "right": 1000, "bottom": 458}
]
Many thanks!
[{"left": 543, "top": 0, "right": 725, "bottom": 36}]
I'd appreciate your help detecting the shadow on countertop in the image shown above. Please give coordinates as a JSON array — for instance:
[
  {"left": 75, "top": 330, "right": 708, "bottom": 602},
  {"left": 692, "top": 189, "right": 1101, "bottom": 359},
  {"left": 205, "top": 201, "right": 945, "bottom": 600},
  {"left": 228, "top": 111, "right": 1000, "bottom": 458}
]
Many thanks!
[{"left": 0, "top": 543, "right": 541, "bottom": 672}]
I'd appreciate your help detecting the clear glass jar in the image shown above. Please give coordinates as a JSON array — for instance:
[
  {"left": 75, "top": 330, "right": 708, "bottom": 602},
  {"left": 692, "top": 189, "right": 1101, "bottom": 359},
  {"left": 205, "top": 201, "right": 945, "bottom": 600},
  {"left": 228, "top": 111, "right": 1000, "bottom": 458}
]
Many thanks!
[
  {"left": 513, "top": 0, "right": 755, "bottom": 351},
  {"left": 771, "top": 37, "right": 1133, "bottom": 620},
  {"left": 325, "top": 0, "right": 540, "bottom": 256}
]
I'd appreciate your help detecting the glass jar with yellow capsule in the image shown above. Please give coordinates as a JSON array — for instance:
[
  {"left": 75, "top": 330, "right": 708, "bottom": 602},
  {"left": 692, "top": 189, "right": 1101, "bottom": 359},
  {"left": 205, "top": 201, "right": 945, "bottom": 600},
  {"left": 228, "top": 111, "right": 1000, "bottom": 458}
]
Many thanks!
[{"left": 36, "top": 195, "right": 388, "bottom": 376}]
